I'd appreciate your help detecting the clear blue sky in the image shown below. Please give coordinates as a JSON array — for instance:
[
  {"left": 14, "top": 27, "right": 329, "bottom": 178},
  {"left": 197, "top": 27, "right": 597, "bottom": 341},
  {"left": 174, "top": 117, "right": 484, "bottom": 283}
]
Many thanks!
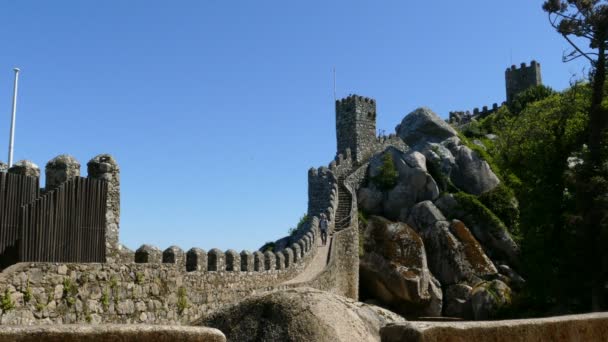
[{"left": 0, "top": 1, "right": 587, "bottom": 252}]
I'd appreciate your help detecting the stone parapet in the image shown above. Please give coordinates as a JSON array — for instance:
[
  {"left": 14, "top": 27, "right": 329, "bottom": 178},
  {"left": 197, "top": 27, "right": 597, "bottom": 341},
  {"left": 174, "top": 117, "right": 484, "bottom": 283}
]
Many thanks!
[{"left": 381, "top": 313, "right": 608, "bottom": 342}]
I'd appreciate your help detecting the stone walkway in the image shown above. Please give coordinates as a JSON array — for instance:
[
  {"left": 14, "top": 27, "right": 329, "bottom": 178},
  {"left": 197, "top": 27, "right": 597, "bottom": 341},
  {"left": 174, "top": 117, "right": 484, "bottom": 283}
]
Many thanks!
[{"left": 282, "top": 236, "right": 332, "bottom": 285}]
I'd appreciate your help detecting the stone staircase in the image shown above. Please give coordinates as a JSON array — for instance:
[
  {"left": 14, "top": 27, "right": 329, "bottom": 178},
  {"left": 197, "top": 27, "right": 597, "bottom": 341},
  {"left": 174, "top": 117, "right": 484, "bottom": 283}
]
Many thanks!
[{"left": 334, "top": 177, "right": 352, "bottom": 231}]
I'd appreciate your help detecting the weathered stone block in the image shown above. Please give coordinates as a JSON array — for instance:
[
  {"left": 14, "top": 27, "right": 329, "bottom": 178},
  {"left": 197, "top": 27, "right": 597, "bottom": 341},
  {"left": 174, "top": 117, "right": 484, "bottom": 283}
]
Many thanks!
[
  {"left": 275, "top": 252, "right": 285, "bottom": 270},
  {"left": 87, "top": 154, "right": 120, "bottom": 264},
  {"left": 45, "top": 155, "right": 80, "bottom": 190},
  {"left": 253, "top": 251, "right": 264, "bottom": 271},
  {"left": 297, "top": 240, "right": 306, "bottom": 256},
  {"left": 208, "top": 249, "right": 225, "bottom": 272},
  {"left": 134, "top": 245, "right": 162, "bottom": 263},
  {"left": 162, "top": 246, "right": 185, "bottom": 266},
  {"left": 240, "top": 251, "right": 254, "bottom": 272},
  {"left": 186, "top": 248, "right": 207, "bottom": 272},
  {"left": 306, "top": 232, "right": 314, "bottom": 245},
  {"left": 8, "top": 160, "right": 40, "bottom": 178},
  {"left": 263, "top": 251, "right": 276, "bottom": 271},
  {"left": 290, "top": 243, "right": 301, "bottom": 262},
  {"left": 225, "top": 250, "right": 240, "bottom": 272},
  {"left": 283, "top": 248, "right": 294, "bottom": 269}
]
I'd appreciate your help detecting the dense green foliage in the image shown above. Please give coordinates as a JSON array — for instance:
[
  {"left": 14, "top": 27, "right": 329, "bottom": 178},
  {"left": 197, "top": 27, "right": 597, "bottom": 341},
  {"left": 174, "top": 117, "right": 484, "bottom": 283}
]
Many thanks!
[
  {"left": 508, "top": 85, "right": 556, "bottom": 115},
  {"left": 478, "top": 184, "right": 519, "bottom": 234},
  {"left": 471, "top": 81, "right": 608, "bottom": 314},
  {"left": 453, "top": 191, "right": 509, "bottom": 235},
  {"left": 372, "top": 153, "right": 399, "bottom": 191}
]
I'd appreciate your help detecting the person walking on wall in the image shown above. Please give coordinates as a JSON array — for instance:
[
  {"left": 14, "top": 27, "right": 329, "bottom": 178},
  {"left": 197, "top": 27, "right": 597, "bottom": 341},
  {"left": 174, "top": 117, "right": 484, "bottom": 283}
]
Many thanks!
[{"left": 320, "top": 213, "right": 328, "bottom": 246}]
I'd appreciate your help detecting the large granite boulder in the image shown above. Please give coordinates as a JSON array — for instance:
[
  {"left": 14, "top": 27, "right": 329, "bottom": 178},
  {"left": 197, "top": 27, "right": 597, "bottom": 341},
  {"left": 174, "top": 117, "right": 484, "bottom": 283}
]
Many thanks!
[
  {"left": 444, "top": 283, "right": 474, "bottom": 319},
  {"left": 396, "top": 107, "right": 458, "bottom": 147},
  {"left": 450, "top": 145, "right": 500, "bottom": 195},
  {"left": 197, "top": 287, "right": 405, "bottom": 342},
  {"left": 396, "top": 107, "right": 500, "bottom": 195},
  {"left": 360, "top": 216, "right": 442, "bottom": 317},
  {"left": 406, "top": 202, "right": 497, "bottom": 286},
  {"left": 471, "top": 279, "right": 512, "bottom": 320},
  {"left": 358, "top": 147, "right": 440, "bottom": 221},
  {"left": 435, "top": 193, "right": 520, "bottom": 267}
]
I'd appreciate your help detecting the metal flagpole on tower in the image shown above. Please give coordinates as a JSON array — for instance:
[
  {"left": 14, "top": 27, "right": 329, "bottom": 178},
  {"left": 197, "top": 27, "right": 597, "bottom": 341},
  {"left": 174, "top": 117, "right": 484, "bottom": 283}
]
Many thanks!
[{"left": 8, "top": 67, "right": 20, "bottom": 167}]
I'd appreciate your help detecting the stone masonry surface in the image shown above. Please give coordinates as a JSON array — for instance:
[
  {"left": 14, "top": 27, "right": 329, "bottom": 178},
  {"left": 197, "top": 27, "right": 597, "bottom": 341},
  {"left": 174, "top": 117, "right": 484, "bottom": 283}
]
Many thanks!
[
  {"left": 0, "top": 325, "right": 225, "bottom": 342},
  {"left": 0, "top": 93, "right": 409, "bottom": 326},
  {"left": 381, "top": 312, "right": 608, "bottom": 342}
]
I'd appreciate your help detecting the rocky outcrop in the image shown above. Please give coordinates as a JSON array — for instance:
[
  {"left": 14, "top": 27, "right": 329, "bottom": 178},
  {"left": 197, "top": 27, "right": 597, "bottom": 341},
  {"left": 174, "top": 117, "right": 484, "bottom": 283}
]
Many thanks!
[
  {"left": 396, "top": 107, "right": 500, "bottom": 196},
  {"left": 435, "top": 193, "right": 520, "bottom": 266},
  {"left": 358, "top": 147, "right": 439, "bottom": 221},
  {"left": 360, "top": 216, "right": 442, "bottom": 317},
  {"left": 396, "top": 107, "right": 458, "bottom": 147},
  {"left": 406, "top": 202, "right": 497, "bottom": 284},
  {"left": 444, "top": 284, "right": 473, "bottom": 319},
  {"left": 198, "top": 287, "right": 405, "bottom": 342},
  {"left": 471, "top": 280, "right": 512, "bottom": 320},
  {"left": 450, "top": 145, "right": 500, "bottom": 195}
]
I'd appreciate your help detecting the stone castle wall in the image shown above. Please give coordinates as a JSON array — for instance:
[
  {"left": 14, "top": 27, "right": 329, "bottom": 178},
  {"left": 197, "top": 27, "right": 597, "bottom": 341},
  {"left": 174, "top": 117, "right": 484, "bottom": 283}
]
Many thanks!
[
  {"left": 336, "top": 95, "right": 378, "bottom": 164},
  {"left": 0, "top": 93, "right": 408, "bottom": 326},
  {"left": 448, "top": 103, "right": 503, "bottom": 126},
  {"left": 505, "top": 60, "right": 542, "bottom": 103},
  {"left": 0, "top": 220, "right": 320, "bottom": 325},
  {"left": 0, "top": 154, "right": 330, "bottom": 325}
]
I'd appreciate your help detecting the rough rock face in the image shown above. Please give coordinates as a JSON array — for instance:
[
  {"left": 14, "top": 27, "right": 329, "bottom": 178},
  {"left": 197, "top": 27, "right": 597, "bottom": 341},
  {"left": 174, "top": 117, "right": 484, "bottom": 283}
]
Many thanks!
[
  {"left": 450, "top": 145, "right": 500, "bottom": 195},
  {"left": 471, "top": 280, "right": 512, "bottom": 320},
  {"left": 396, "top": 107, "right": 500, "bottom": 195},
  {"left": 435, "top": 193, "right": 520, "bottom": 266},
  {"left": 0, "top": 325, "right": 226, "bottom": 342},
  {"left": 198, "top": 287, "right": 406, "bottom": 342},
  {"left": 359, "top": 147, "right": 439, "bottom": 221},
  {"left": 444, "top": 284, "right": 473, "bottom": 319},
  {"left": 406, "top": 202, "right": 497, "bottom": 286},
  {"left": 381, "top": 313, "right": 608, "bottom": 342},
  {"left": 360, "top": 216, "right": 442, "bottom": 317},
  {"left": 396, "top": 107, "right": 458, "bottom": 147}
]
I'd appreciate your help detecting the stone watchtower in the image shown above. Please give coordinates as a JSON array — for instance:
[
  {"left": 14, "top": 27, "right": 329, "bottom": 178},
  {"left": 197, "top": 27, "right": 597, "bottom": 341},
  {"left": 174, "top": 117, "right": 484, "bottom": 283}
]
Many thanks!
[
  {"left": 505, "top": 60, "right": 542, "bottom": 103},
  {"left": 336, "top": 95, "right": 377, "bottom": 164}
]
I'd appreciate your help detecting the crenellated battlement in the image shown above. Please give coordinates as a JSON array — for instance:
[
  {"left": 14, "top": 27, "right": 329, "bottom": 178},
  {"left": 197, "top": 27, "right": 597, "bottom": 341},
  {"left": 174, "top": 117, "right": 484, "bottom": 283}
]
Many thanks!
[
  {"left": 128, "top": 224, "right": 317, "bottom": 274},
  {"left": 336, "top": 94, "right": 376, "bottom": 106},
  {"left": 449, "top": 102, "right": 504, "bottom": 126},
  {"left": 505, "top": 60, "right": 542, "bottom": 103},
  {"left": 505, "top": 60, "right": 540, "bottom": 74},
  {"left": 336, "top": 94, "right": 378, "bottom": 164}
]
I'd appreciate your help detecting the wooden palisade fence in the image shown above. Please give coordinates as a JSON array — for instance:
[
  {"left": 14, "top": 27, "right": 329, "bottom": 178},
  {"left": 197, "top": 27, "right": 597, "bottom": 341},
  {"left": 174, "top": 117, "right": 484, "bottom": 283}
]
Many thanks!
[
  {"left": 0, "top": 173, "right": 39, "bottom": 268},
  {"left": 0, "top": 173, "right": 107, "bottom": 269}
]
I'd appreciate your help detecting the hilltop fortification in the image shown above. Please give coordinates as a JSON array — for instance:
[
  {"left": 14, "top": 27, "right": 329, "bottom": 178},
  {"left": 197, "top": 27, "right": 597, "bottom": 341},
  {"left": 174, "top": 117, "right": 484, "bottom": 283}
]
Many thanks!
[{"left": 449, "top": 60, "right": 543, "bottom": 125}]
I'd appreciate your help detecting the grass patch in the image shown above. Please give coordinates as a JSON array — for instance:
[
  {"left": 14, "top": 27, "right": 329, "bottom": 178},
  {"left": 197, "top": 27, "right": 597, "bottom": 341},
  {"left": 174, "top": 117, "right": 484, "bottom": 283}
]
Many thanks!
[
  {"left": 0, "top": 289, "right": 14, "bottom": 311},
  {"left": 177, "top": 287, "right": 189, "bottom": 314}
]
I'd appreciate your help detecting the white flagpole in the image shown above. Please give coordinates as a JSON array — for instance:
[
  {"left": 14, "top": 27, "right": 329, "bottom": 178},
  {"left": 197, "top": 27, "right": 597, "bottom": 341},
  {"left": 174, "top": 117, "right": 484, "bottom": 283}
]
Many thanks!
[{"left": 8, "top": 68, "right": 20, "bottom": 167}]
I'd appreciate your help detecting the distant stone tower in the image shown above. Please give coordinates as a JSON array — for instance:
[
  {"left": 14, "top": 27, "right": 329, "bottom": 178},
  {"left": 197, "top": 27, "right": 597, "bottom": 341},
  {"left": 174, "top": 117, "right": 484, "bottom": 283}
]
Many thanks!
[
  {"left": 505, "top": 60, "right": 542, "bottom": 103},
  {"left": 336, "top": 95, "right": 377, "bottom": 164}
]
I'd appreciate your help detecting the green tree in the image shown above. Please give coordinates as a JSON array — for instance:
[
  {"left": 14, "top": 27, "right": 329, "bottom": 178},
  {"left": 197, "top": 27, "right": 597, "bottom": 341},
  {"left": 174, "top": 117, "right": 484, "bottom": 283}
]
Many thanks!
[
  {"left": 508, "top": 85, "right": 556, "bottom": 115},
  {"left": 543, "top": 0, "right": 608, "bottom": 310},
  {"left": 496, "top": 84, "right": 590, "bottom": 312},
  {"left": 372, "top": 152, "right": 398, "bottom": 191}
]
